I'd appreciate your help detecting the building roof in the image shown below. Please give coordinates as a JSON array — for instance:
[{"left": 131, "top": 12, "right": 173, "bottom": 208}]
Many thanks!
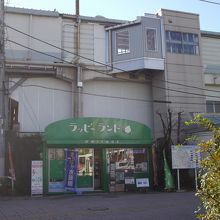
[
  {"left": 5, "top": 6, "right": 125, "bottom": 25},
  {"left": 5, "top": 6, "right": 59, "bottom": 17},
  {"left": 105, "top": 19, "right": 141, "bottom": 31},
  {"left": 201, "top": 30, "right": 220, "bottom": 39}
]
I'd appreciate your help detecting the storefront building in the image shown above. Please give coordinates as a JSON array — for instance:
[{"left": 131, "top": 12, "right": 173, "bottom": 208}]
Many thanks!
[{"left": 43, "top": 117, "right": 153, "bottom": 194}]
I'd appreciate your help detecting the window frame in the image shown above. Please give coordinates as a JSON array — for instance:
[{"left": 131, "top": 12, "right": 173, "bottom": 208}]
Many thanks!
[
  {"left": 166, "top": 31, "right": 199, "bottom": 55},
  {"left": 115, "top": 30, "right": 130, "bottom": 55},
  {"left": 145, "top": 27, "right": 158, "bottom": 52},
  {"left": 206, "top": 100, "right": 220, "bottom": 113}
]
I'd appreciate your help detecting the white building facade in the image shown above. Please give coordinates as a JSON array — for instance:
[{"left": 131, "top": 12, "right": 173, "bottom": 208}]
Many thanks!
[
  {"left": 4, "top": 6, "right": 218, "bottom": 193},
  {"left": 5, "top": 7, "right": 164, "bottom": 137}
]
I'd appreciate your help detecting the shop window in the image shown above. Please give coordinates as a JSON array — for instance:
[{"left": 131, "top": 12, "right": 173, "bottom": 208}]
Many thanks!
[
  {"left": 106, "top": 148, "right": 148, "bottom": 192},
  {"left": 78, "top": 148, "right": 93, "bottom": 176},
  {"left": 146, "top": 28, "right": 157, "bottom": 51},
  {"left": 48, "top": 148, "right": 65, "bottom": 192},
  {"left": 166, "top": 31, "right": 199, "bottom": 55},
  {"left": 133, "top": 149, "right": 148, "bottom": 172},
  {"left": 116, "top": 30, "right": 130, "bottom": 55},
  {"left": 48, "top": 148, "right": 94, "bottom": 192}
]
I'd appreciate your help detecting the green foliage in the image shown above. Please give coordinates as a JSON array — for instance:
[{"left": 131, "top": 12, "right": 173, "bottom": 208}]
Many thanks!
[{"left": 186, "top": 114, "right": 220, "bottom": 220}]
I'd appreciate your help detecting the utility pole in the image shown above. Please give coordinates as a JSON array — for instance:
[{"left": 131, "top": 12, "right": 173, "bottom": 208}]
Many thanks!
[
  {"left": 0, "top": 0, "right": 5, "bottom": 177},
  {"left": 74, "top": 0, "right": 83, "bottom": 118}
]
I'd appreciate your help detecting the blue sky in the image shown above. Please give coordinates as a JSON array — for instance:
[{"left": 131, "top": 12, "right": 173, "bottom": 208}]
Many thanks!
[{"left": 6, "top": 0, "right": 220, "bottom": 32}]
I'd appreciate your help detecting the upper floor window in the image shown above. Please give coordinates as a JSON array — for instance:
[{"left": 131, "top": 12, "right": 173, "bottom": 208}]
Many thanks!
[
  {"left": 146, "top": 28, "right": 157, "bottom": 51},
  {"left": 206, "top": 100, "right": 220, "bottom": 113},
  {"left": 166, "top": 31, "right": 199, "bottom": 55},
  {"left": 116, "top": 30, "right": 130, "bottom": 55}
]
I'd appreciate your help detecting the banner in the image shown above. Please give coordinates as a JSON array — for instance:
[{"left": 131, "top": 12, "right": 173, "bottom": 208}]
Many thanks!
[
  {"left": 31, "top": 160, "right": 43, "bottom": 196},
  {"left": 8, "top": 143, "right": 16, "bottom": 181},
  {"left": 64, "top": 149, "right": 78, "bottom": 191},
  {"left": 163, "top": 150, "right": 174, "bottom": 190}
]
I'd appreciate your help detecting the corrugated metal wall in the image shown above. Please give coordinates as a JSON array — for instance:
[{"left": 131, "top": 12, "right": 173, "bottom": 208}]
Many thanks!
[
  {"left": 10, "top": 78, "right": 72, "bottom": 132},
  {"left": 5, "top": 12, "right": 62, "bottom": 62},
  {"left": 111, "top": 16, "right": 163, "bottom": 62},
  {"left": 202, "top": 37, "right": 220, "bottom": 68},
  {"left": 62, "top": 21, "right": 106, "bottom": 65},
  {"left": 83, "top": 80, "right": 154, "bottom": 130}
]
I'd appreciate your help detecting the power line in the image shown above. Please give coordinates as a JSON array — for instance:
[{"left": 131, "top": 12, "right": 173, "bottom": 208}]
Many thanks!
[
  {"left": 7, "top": 39, "right": 77, "bottom": 67},
  {"left": 8, "top": 81, "right": 212, "bottom": 106},
  {"left": 20, "top": 87, "right": 41, "bottom": 130},
  {"left": 7, "top": 39, "right": 220, "bottom": 100},
  {"left": 6, "top": 39, "right": 111, "bottom": 77},
  {"left": 199, "top": 0, "right": 220, "bottom": 5},
  {"left": 8, "top": 81, "right": 158, "bottom": 103},
  {"left": 152, "top": 84, "right": 220, "bottom": 99},
  {"left": 6, "top": 25, "right": 220, "bottom": 94},
  {"left": 6, "top": 25, "right": 107, "bottom": 67}
]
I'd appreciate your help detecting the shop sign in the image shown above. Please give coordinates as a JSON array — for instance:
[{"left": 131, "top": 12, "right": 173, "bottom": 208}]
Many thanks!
[
  {"left": 31, "top": 160, "right": 43, "bottom": 196},
  {"left": 84, "top": 139, "right": 120, "bottom": 144},
  {"left": 136, "top": 178, "right": 149, "bottom": 187},
  {"left": 70, "top": 122, "right": 132, "bottom": 135},
  {"left": 44, "top": 117, "right": 152, "bottom": 145}
]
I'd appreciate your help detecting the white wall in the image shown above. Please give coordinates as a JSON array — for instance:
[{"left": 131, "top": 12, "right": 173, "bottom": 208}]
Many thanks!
[
  {"left": 94, "top": 24, "right": 106, "bottom": 64},
  {"left": 202, "top": 37, "right": 220, "bottom": 67},
  {"left": 10, "top": 77, "right": 72, "bottom": 132},
  {"left": 62, "top": 21, "right": 106, "bottom": 65},
  {"left": 201, "top": 36, "right": 220, "bottom": 104},
  {"left": 5, "top": 12, "right": 62, "bottom": 61},
  {"left": 83, "top": 80, "right": 154, "bottom": 130}
]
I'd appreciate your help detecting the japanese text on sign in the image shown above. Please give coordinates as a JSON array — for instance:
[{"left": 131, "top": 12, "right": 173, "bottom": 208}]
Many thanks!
[
  {"left": 171, "top": 145, "right": 201, "bottom": 169},
  {"left": 69, "top": 122, "right": 132, "bottom": 134}
]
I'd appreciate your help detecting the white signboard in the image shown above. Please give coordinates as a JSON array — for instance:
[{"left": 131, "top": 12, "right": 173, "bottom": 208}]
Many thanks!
[
  {"left": 136, "top": 178, "right": 149, "bottom": 187},
  {"left": 125, "top": 177, "right": 135, "bottom": 185},
  {"left": 31, "top": 160, "right": 43, "bottom": 196},
  {"left": 171, "top": 145, "right": 200, "bottom": 169}
]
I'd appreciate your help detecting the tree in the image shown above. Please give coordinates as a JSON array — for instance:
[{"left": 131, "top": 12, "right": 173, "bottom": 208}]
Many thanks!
[
  {"left": 186, "top": 114, "right": 220, "bottom": 220},
  {"left": 156, "top": 109, "right": 183, "bottom": 190}
]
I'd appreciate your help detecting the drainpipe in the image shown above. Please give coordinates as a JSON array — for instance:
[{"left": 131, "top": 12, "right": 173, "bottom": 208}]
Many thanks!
[
  {"left": 74, "top": 0, "right": 83, "bottom": 118},
  {"left": 108, "top": 29, "right": 113, "bottom": 71}
]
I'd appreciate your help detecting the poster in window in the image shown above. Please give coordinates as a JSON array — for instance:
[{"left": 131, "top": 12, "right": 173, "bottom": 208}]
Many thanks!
[{"left": 64, "top": 149, "right": 78, "bottom": 191}]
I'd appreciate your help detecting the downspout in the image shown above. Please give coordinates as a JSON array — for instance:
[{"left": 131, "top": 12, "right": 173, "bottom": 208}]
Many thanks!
[
  {"left": 27, "top": 15, "right": 33, "bottom": 60},
  {"left": 108, "top": 29, "right": 113, "bottom": 71}
]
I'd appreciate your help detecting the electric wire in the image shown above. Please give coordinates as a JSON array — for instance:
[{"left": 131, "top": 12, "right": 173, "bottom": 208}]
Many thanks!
[
  {"left": 6, "top": 24, "right": 220, "bottom": 94},
  {"left": 6, "top": 39, "right": 220, "bottom": 100},
  {"left": 199, "top": 0, "right": 220, "bottom": 5},
  {"left": 7, "top": 80, "right": 216, "bottom": 107},
  {"left": 19, "top": 87, "right": 41, "bottom": 130}
]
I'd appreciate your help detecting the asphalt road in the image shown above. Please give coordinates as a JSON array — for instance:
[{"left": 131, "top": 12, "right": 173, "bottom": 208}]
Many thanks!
[{"left": 0, "top": 192, "right": 199, "bottom": 220}]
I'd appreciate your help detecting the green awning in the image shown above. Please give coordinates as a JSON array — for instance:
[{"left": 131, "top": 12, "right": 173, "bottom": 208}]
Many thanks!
[{"left": 44, "top": 117, "right": 152, "bottom": 146}]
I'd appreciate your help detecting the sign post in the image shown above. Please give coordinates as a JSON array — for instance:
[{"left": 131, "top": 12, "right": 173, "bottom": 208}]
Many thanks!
[
  {"left": 171, "top": 145, "right": 200, "bottom": 191},
  {"left": 195, "top": 168, "right": 198, "bottom": 190},
  {"left": 177, "top": 169, "right": 180, "bottom": 191}
]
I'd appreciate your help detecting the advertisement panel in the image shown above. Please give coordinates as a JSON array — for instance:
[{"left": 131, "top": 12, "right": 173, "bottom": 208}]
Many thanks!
[
  {"left": 136, "top": 178, "right": 149, "bottom": 187},
  {"left": 31, "top": 160, "right": 43, "bottom": 196},
  {"left": 171, "top": 145, "right": 201, "bottom": 169}
]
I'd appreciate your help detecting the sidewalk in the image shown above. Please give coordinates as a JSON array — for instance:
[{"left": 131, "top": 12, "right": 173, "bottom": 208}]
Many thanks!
[{"left": 0, "top": 192, "right": 199, "bottom": 220}]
